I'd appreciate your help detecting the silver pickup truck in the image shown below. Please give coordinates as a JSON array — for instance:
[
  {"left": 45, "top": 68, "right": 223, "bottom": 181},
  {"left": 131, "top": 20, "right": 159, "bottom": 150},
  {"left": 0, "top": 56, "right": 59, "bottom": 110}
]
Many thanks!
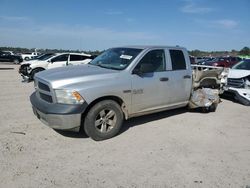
[{"left": 30, "top": 46, "right": 225, "bottom": 140}]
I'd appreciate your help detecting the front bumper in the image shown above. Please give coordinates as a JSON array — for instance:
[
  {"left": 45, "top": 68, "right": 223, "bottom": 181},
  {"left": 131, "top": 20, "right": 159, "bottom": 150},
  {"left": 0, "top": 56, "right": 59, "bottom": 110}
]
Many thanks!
[
  {"left": 19, "top": 64, "right": 31, "bottom": 80},
  {"left": 30, "top": 92, "right": 88, "bottom": 130},
  {"left": 224, "top": 86, "right": 250, "bottom": 103}
]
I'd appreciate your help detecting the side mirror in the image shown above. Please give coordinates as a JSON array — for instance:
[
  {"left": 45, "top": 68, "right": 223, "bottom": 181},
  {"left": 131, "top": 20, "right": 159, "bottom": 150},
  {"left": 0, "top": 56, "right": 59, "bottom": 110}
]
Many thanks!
[
  {"left": 48, "top": 59, "right": 53, "bottom": 64},
  {"left": 132, "top": 68, "right": 142, "bottom": 76}
]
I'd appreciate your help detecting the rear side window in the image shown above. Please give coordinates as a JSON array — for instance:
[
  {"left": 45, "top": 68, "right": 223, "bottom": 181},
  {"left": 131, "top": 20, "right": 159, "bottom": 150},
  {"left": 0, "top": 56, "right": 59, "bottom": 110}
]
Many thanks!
[
  {"left": 170, "top": 50, "right": 186, "bottom": 70},
  {"left": 70, "top": 55, "right": 88, "bottom": 61}
]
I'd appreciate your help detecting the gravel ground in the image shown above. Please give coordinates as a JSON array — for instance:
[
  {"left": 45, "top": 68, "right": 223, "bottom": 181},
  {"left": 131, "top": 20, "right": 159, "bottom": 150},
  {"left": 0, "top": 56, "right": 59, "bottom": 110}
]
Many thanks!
[{"left": 0, "top": 63, "right": 250, "bottom": 188}]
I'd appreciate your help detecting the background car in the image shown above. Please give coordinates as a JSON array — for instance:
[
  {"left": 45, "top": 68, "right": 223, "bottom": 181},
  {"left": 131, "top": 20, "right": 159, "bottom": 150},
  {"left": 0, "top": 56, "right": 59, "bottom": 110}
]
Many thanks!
[
  {"left": 224, "top": 59, "right": 250, "bottom": 105},
  {"left": 19, "top": 53, "right": 95, "bottom": 80},
  {"left": 198, "top": 56, "right": 241, "bottom": 67},
  {"left": 0, "top": 51, "right": 23, "bottom": 64}
]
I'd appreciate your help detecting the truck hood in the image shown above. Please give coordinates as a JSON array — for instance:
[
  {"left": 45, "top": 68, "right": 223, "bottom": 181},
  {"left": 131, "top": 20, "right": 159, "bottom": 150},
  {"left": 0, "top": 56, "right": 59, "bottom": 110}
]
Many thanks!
[
  {"left": 35, "top": 64, "right": 120, "bottom": 88},
  {"left": 228, "top": 69, "right": 250, "bottom": 79}
]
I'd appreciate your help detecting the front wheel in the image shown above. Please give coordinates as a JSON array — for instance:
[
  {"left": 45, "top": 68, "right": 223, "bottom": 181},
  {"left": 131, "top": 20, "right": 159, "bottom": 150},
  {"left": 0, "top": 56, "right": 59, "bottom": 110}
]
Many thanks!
[{"left": 84, "top": 100, "right": 124, "bottom": 141}]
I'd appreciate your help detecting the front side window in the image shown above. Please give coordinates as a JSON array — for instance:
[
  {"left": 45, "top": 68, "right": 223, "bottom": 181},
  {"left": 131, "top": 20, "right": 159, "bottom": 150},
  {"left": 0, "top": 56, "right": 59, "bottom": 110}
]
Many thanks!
[
  {"left": 170, "top": 50, "right": 186, "bottom": 70},
  {"left": 51, "top": 54, "right": 69, "bottom": 62},
  {"left": 134, "top": 49, "right": 166, "bottom": 73},
  {"left": 89, "top": 48, "right": 142, "bottom": 70}
]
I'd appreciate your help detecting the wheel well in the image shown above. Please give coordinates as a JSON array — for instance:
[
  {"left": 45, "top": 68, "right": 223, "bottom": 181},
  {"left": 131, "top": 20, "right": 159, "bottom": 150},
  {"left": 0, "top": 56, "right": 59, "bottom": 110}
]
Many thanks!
[
  {"left": 32, "top": 67, "right": 45, "bottom": 71},
  {"left": 31, "top": 67, "right": 45, "bottom": 75},
  {"left": 81, "top": 96, "right": 125, "bottom": 126},
  {"left": 30, "top": 67, "right": 45, "bottom": 80}
]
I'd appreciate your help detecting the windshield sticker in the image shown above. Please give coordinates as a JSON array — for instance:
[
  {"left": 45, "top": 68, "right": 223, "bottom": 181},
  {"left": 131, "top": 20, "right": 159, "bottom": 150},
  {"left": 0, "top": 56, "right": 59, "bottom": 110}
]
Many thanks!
[{"left": 120, "top": 54, "right": 133, "bottom": 60}]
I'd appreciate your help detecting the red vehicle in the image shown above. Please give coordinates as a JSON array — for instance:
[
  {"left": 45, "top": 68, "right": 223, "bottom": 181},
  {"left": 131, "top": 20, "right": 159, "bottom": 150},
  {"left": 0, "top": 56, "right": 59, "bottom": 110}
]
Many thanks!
[{"left": 199, "top": 56, "right": 242, "bottom": 68}]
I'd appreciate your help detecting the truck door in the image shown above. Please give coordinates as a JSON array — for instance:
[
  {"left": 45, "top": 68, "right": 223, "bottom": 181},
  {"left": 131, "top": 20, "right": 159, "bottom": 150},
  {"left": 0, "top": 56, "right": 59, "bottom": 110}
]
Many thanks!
[
  {"left": 48, "top": 54, "right": 69, "bottom": 69},
  {"left": 131, "top": 49, "right": 168, "bottom": 113},
  {"left": 163, "top": 49, "right": 192, "bottom": 105}
]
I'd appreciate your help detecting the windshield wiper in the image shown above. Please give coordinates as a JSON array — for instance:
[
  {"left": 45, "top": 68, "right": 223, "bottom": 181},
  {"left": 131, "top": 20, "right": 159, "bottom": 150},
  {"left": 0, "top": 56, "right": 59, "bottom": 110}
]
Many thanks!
[{"left": 93, "top": 63, "right": 121, "bottom": 70}]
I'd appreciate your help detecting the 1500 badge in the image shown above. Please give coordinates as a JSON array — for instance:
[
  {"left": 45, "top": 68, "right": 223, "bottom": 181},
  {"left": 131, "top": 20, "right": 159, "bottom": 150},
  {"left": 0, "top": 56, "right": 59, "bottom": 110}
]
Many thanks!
[{"left": 123, "top": 89, "right": 144, "bottom": 94}]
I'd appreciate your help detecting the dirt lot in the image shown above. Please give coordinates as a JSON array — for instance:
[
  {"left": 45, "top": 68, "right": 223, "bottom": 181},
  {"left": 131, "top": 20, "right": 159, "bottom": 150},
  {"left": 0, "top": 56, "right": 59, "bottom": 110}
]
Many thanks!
[{"left": 0, "top": 63, "right": 249, "bottom": 188}]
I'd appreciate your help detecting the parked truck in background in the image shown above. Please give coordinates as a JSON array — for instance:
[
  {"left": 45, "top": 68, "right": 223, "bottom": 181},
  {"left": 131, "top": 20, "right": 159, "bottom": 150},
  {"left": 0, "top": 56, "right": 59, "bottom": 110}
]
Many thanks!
[
  {"left": 30, "top": 46, "right": 225, "bottom": 141},
  {"left": 21, "top": 52, "right": 40, "bottom": 61}
]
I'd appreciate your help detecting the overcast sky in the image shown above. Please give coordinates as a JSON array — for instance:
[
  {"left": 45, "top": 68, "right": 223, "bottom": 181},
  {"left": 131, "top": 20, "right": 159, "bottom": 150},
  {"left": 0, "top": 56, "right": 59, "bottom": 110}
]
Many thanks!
[{"left": 0, "top": 0, "right": 249, "bottom": 51}]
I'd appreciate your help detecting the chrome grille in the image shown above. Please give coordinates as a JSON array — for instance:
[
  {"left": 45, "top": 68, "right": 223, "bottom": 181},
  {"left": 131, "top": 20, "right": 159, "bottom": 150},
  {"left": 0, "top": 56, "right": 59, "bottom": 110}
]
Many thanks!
[
  {"left": 35, "top": 80, "right": 54, "bottom": 103},
  {"left": 39, "top": 92, "right": 53, "bottom": 103},
  {"left": 227, "top": 78, "right": 244, "bottom": 88},
  {"left": 38, "top": 82, "right": 50, "bottom": 92}
]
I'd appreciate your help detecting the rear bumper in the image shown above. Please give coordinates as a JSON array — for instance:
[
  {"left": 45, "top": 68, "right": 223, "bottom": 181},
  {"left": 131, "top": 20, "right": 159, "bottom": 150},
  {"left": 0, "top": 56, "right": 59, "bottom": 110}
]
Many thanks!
[{"left": 30, "top": 92, "right": 88, "bottom": 130}]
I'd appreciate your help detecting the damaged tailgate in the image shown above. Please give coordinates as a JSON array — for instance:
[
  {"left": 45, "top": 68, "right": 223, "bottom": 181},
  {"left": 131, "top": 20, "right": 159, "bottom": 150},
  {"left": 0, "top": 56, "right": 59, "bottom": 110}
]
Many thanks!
[{"left": 189, "top": 65, "right": 228, "bottom": 109}]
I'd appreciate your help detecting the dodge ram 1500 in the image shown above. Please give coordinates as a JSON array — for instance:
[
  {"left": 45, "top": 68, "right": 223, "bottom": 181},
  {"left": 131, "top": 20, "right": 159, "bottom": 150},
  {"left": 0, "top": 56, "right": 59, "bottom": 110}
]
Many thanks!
[{"left": 30, "top": 46, "right": 225, "bottom": 140}]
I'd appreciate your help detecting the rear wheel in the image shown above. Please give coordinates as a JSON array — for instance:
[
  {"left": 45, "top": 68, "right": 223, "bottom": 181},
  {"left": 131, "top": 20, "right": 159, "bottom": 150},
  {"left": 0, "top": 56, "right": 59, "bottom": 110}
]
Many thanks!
[
  {"left": 201, "top": 103, "right": 217, "bottom": 113},
  {"left": 84, "top": 100, "right": 124, "bottom": 141}
]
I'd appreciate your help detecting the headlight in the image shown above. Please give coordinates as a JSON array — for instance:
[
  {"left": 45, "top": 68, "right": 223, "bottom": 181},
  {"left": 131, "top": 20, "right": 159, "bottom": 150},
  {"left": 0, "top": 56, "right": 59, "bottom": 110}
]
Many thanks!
[{"left": 54, "top": 89, "right": 84, "bottom": 104}]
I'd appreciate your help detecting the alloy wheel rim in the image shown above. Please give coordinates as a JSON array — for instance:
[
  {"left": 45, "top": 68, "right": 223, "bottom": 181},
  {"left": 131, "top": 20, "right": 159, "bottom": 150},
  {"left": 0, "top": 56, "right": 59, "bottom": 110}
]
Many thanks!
[{"left": 95, "top": 109, "right": 117, "bottom": 133}]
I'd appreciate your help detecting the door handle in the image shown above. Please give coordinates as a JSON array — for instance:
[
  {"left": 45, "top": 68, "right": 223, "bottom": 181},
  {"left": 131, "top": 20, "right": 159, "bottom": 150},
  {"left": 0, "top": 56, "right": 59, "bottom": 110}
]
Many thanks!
[
  {"left": 183, "top": 75, "right": 191, "bottom": 79},
  {"left": 159, "top": 77, "right": 169, "bottom": 81}
]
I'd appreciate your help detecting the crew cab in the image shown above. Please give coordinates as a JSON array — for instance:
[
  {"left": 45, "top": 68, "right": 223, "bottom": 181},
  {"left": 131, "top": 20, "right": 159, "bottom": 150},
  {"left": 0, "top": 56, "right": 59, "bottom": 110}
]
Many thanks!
[
  {"left": 30, "top": 46, "right": 225, "bottom": 141},
  {"left": 19, "top": 53, "right": 93, "bottom": 81}
]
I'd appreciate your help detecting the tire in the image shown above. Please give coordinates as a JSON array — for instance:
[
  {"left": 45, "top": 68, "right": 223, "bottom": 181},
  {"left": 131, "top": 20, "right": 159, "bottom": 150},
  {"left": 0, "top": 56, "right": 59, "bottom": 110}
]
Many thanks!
[
  {"left": 84, "top": 100, "right": 124, "bottom": 141},
  {"left": 201, "top": 103, "right": 217, "bottom": 113},
  {"left": 24, "top": 57, "right": 29, "bottom": 61},
  {"left": 30, "top": 68, "right": 44, "bottom": 80}
]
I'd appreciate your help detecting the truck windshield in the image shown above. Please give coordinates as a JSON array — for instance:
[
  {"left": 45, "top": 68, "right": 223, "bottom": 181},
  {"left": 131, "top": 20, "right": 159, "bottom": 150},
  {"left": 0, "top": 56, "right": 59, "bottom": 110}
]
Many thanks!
[{"left": 89, "top": 48, "right": 142, "bottom": 70}]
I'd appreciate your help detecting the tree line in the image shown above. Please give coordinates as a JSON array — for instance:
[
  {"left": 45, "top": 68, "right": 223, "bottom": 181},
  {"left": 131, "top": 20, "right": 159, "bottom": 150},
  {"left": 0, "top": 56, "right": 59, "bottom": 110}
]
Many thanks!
[
  {"left": 0, "top": 46, "right": 102, "bottom": 56},
  {"left": 189, "top": 47, "right": 250, "bottom": 57},
  {"left": 1, "top": 46, "right": 250, "bottom": 57}
]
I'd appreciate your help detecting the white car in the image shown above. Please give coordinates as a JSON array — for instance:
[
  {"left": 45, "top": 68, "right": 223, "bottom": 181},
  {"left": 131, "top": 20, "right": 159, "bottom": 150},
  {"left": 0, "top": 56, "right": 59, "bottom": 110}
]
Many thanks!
[
  {"left": 19, "top": 53, "right": 94, "bottom": 81},
  {"left": 225, "top": 59, "right": 250, "bottom": 105}
]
